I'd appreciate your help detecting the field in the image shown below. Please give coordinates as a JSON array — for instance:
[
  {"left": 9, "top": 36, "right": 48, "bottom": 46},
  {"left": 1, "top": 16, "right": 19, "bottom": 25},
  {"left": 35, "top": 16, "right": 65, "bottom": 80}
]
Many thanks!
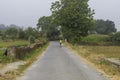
[
  {"left": 0, "top": 40, "right": 29, "bottom": 48},
  {"left": 75, "top": 46, "right": 120, "bottom": 58},
  {"left": 66, "top": 43, "right": 120, "bottom": 80},
  {"left": 85, "top": 46, "right": 120, "bottom": 58},
  {"left": 81, "top": 34, "right": 108, "bottom": 43},
  {"left": 66, "top": 34, "right": 120, "bottom": 80},
  {"left": 80, "top": 34, "right": 120, "bottom": 58}
]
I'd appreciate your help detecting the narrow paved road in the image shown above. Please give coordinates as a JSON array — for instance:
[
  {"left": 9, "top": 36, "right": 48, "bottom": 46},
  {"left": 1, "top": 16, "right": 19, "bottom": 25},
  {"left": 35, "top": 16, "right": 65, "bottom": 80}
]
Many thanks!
[{"left": 18, "top": 41, "right": 109, "bottom": 80}]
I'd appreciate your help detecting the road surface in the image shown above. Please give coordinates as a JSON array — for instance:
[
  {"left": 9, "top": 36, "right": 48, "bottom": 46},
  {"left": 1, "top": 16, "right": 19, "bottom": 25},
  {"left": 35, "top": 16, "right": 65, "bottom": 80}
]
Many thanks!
[{"left": 18, "top": 41, "right": 109, "bottom": 80}]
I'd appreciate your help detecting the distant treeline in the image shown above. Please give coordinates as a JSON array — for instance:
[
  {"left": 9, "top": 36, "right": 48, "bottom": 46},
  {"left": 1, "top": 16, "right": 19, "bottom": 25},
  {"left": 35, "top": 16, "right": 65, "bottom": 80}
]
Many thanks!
[
  {"left": 0, "top": 24, "right": 20, "bottom": 30},
  {"left": 0, "top": 24, "right": 42, "bottom": 44}
]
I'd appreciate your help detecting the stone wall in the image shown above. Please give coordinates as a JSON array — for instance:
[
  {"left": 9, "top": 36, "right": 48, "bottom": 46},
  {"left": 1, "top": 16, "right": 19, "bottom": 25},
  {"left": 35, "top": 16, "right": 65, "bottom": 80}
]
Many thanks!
[
  {"left": 4, "top": 42, "right": 46, "bottom": 59},
  {"left": 103, "top": 58, "right": 120, "bottom": 71}
]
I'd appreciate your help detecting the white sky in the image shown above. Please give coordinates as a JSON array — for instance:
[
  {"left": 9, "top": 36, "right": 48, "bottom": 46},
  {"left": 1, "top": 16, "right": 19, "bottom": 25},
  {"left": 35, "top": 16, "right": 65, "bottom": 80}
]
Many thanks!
[
  {"left": 0, "top": 0, "right": 120, "bottom": 31},
  {"left": 89, "top": 0, "right": 120, "bottom": 31}
]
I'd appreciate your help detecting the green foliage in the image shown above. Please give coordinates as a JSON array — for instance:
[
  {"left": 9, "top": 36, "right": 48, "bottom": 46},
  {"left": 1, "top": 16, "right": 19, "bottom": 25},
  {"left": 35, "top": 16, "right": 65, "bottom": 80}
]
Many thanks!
[
  {"left": 25, "top": 27, "right": 35, "bottom": 40},
  {"left": 18, "top": 28, "right": 26, "bottom": 39},
  {"left": 99, "top": 60, "right": 107, "bottom": 65},
  {"left": 0, "top": 49, "right": 15, "bottom": 63},
  {"left": 5, "top": 27, "right": 18, "bottom": 40},
  {"left": 0, "top": 40, "right": 29, "bottom": 48},
  {"left": 0, "top": 24, "right": 41, "bottom": 41},
  {"left": 28, "top": 35, "right": 35, "bottom": 44},
  {"left": 20, "top": 42, "right": 48, "bottom": 61},
  {"left": 0, "top": 30, "right": 2, "bottom": 36},
  {"left": 23, "top": 27, "right": 41, "bottom": 40},
  {"left": 81, "top": 34, "right": 108, "bottom": 43},
  {"left": 95, "top": 19, "right": 117, "bottom": 34},
  {"left": 109, "top": 32, "right": 120, "bottom": 43},
  {"left": 1, "top": 33, "right": 6, "bottom": 40},
  {"left": 22, "top": 48, "right": 40, "bottom": 60},
  {"left": 51, "top": 0, "right": 94, "bottom": 44},
  {"left": 37, "top": 16, "right": 60, "bottom": 40}
]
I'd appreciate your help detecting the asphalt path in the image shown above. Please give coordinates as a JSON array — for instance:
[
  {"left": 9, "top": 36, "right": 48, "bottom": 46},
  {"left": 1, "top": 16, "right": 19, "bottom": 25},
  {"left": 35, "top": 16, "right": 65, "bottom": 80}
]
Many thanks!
[{"left": 18, "top": 41, "right": 109, "bottom": 80}]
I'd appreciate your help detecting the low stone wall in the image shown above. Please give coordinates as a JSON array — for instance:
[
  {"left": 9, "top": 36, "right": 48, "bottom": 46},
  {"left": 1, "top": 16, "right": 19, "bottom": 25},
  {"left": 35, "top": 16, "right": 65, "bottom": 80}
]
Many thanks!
[
  {"left": 4, "top": 42, "right": 46, "bottom": 59},
  {"left": 103, "top": 58, "right": 120, "bottom": 71}
]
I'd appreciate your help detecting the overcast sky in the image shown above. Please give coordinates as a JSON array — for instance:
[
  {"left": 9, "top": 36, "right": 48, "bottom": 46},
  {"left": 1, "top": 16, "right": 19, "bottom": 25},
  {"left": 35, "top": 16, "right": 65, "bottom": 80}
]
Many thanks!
[{"left": 0, "top": 0, "right": 120, "bottom": 31}]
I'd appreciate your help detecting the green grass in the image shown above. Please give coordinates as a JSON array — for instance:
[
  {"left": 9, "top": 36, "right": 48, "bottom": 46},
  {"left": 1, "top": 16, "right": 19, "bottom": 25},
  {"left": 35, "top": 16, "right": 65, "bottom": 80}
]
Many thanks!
[
  {"left": 17, "top": 42, "right": 49, "bottom": 76},
  {"left": 0, "top": 49, "right": 6, "bottom": 62},
  {"left": 0, "top": 49, "right": 16, "bottom": 64},
  {"left": 22, "top": 43, "right": 48, "bottom": 61},
  {"left": 0, "top": 40, "right": 29, "bottom": 48},
  {"left": 81, "top": 34, "right": 108, "bottom": 43}
]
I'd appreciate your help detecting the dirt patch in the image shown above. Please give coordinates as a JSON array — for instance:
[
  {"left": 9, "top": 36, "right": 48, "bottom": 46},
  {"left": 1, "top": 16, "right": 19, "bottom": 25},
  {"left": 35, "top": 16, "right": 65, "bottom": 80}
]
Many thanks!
[{"left": 0, "top": 61, "right": 26, "bottom": 76}]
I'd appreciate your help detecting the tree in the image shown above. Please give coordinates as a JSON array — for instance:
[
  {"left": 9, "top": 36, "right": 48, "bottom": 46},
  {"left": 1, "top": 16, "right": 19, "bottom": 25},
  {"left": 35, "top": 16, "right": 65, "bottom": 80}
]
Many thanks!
[
  {"left": 0, "top": 30, "right": 2, "bottom": 36},
  {"left": 0, "top": 24, "right": 7, "bottom": 30},
  {"left": 9, "top": 24, "right": 20, "bottom": 29},
  {"left": 29, "top": 35, "right": 35, "bottom": 44},
  {"left": 95, "top": 19, "right": 117, "bottom": 34},
  {"left": 37, "top": 16, "right": 60, "bottom": 40},
  {"left": 51, "top": 0, "right": 94, "bottom": 44},
  {"left": 37, "top": 16, "right": 51, "bottom": 37},
  {"left": 5, "top": 27, "right": 18, "bottom": 40},
  {"left": 18, "top": 28, "right": 26, "bottom": 39},
  {"left": 25, "top": 27, "right": 35, "bottom": 40},
  {"left": 109, "top": 32, "right": 120, "bottom": 43}
]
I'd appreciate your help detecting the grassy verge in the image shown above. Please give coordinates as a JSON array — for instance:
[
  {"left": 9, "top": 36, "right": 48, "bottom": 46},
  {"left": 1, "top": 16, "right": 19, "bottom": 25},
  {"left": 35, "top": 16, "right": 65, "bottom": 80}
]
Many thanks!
[
  {"left": 18, "top": 42, "right": 49, "bottom": 73},
  {"left": 0, "top": 42, "right": 49, "bottom": 80},
  {"left": 65, "top": 42, "right": 120, "bottom": 80}
]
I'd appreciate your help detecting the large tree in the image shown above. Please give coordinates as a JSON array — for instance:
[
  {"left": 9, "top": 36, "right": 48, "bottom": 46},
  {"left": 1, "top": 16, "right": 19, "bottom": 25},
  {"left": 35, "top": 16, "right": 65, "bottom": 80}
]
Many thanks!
[
  {"left": 37, "top": 16, "right": 60, "bottom": 40},
  {"left": 51, "top": 0, "right": 94, "bottom": 44},
  {"left": 95, "top": 19, "right": 117, "bottom": 34}
]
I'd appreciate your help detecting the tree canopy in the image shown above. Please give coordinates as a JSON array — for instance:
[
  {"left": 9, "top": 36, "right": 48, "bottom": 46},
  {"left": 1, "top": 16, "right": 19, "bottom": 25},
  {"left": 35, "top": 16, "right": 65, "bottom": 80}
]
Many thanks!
[
  {"left": 0, "top": 25, "right": 40, "bottom": 42},
  {"left": 51, "top": 0, "right": 94, "bottom": 44},
  {"left": 37, "top": 16, "right": 60, "bottom": 40},
  {"left": 95, "top": 19, "right": 117, "bottom": 34}
]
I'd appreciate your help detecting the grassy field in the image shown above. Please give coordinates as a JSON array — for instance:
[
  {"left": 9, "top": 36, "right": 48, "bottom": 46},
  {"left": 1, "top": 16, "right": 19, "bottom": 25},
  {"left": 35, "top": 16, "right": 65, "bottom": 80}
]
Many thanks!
[
  {"left": 0, "top": 40, "right": 29, "bottom": 48},
  {"left": 66, "top": 43, "right": 120, "bottom": 80},
  {"left": 81, "top": 34, "right": 108, "bottom": 43},
  {"left": 66, "top": 34, "right": 120, "bottom": 80},
  {"left": 84, "top": 46, "right": 120, "bottom": 58}
]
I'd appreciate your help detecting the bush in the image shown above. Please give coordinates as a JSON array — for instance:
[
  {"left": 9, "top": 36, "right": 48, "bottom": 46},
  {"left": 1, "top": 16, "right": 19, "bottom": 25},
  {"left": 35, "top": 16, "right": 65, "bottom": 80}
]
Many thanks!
[
  {"left": 28, "top": 35, "right": 35, "bottom": 44},
  {"left": 109, "top": 32, "right": 120, "bottom": 43},
  {"left": 81, "top": 34, "right": 108, "bottom": 43},
  {"left": 0, "top": 49, "right": 15, "bottom": 63}
]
